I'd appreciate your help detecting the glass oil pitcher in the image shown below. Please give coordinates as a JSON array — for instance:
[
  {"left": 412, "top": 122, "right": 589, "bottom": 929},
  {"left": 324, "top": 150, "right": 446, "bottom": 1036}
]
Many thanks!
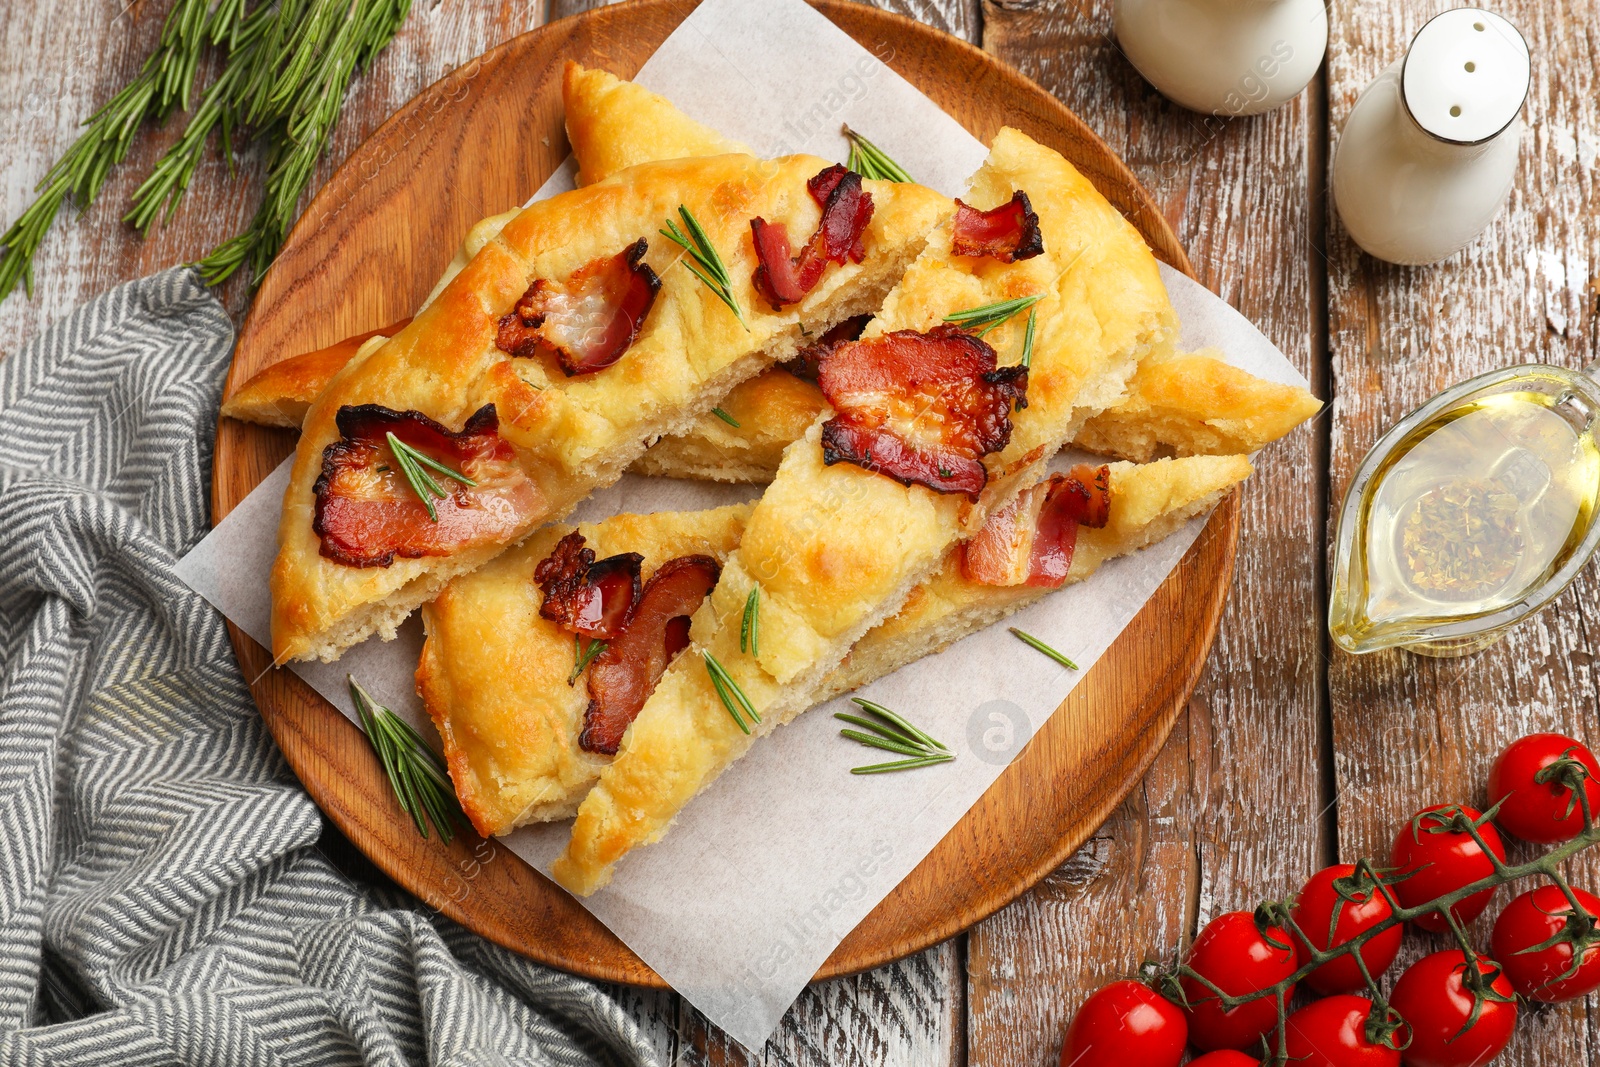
[{"left": 1330, "top": 364, "right": 1600, "bottom": 657}]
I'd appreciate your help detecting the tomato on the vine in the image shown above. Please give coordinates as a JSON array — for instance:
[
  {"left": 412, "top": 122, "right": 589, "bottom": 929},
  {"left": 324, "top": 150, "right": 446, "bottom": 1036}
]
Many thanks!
[
  {"left": 1283, "top": 996, "right": 1402, "bottom": 1067},
  {"left": 1489, "top": 884, "right": 1600, "bottom": 1002},
  {"left": 1291, "top": 864, "right": 1403, "bottom": 993},
  {"left": 1187, "top": 1052, "right": 1260, "bottom": 1067},
  {"left": 1179, "top": 910, "right": 1298, "bottom": 1051},
  {"left": 1388, "top": 950, "right": 1516, "bottom": 1067},
  {"left": 1487, "top": 733, "right": 1600, "bottom": 843},
  {"left": 1389, "top": 805, "right": 1507, "bottom": 933},
  {"left": 1059, "top": 980, "right": 1186, "bottom": 1067}
]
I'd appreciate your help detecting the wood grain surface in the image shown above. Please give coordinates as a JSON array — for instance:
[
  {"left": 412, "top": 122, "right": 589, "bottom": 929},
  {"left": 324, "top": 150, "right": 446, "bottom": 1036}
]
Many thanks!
[
  {"left": 5, "top": 0, "right": 1598, "bottom": 1064},
  {"left": 213, "top": 0, "right": 1243, "bottom": 1006}
]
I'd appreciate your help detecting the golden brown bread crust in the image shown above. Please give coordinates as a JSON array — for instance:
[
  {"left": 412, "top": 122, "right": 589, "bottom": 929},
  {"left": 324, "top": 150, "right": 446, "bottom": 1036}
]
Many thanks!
[
  {"left": 552, "top": 126, "right": 1182, "bottom": 895},
  {"left": 563, "top": 62, "right": 751, "bottom": 187},
  {"left": 270, "top": 150, "right": 950, "bottom": 663},
  {"left": 221, "top": 321, "right": 411, "bottom": 428},
  {"left": 417, "top": 505, "right": 751, "bottom": 835},
  {"left": 419, "top": 456, "right": 1249, "bottom": 837},
  {"left": 628, "top": 369, "right": 825, "bottom": 482}
]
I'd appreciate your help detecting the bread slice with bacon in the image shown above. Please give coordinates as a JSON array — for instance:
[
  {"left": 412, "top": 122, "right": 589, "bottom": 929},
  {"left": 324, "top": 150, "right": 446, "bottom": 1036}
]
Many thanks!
[
  {"left": 270, "top": 148, "right": 950, "bottom": 663},
  {"left": 551, "top": 126, "right": 1181, "bottom": 894},
  {"left": 419, "top": 455, "right": 1248, "bottom": 837}
]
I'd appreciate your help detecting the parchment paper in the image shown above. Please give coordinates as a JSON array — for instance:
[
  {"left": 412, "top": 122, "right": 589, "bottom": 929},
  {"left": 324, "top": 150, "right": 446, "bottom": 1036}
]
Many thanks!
[{"left": 175, "top": 0, "right": 1309, "bottom": 1048}]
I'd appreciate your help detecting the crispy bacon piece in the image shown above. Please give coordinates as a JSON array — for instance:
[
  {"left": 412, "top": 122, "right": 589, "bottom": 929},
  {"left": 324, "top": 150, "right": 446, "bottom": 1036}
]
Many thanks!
[
  {"left": 750, "top": 164, "right": 875, "bottom": 309},
  {"left": 782, "top": 313, "right": 871, "bottom": 381},
  {"left": 495, "top": 238, "right": 660, "bottom": 376},
  {"left": 950, "top": 191, "right": 1044, "bottom": 263},
  {"left": 312, "top": 404, "right": 538, "bottom": 568},
  {"left": 818, "top": 325, "right": 1028, "bottom": 500},
  {"left": 579, "top": 555, "right": 721, "bottom": 755},
  {"left": 961, "top": 465, "right": 1113, "bottom": 588},
  {"left": 534, "top": 532, "right": 644, "bottom": 641}
]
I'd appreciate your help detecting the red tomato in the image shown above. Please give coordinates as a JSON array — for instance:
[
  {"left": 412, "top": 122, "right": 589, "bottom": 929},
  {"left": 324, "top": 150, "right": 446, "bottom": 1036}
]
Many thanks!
[
  {"left": 1291, "top": 864, "right": 1404, "bottom": 993},
  {"left": 1389, "top": 805, "right": 1507, "bottom": 933},
  {"left": 1179, "top": 911, "right": 1298, "bottom": 1051},
  {"left": 1059, "top": 980, "right": 1186, "bottom": 1067},
  {"left": 1489, "top": 884, "right": 1600, "bottom": 1002},
  {"left": 1187, "top": 1053, "right": 1260, "bottom": 1067},
  {"left": 1284, "top": 996, "right": 1402, "bottom": 1067},
  {"left": 1487, "top": 733, "right": 1600, "bottom": 843},
  {"left": 1388, "top": 950, "right": 1516, "bottom": 1067}
]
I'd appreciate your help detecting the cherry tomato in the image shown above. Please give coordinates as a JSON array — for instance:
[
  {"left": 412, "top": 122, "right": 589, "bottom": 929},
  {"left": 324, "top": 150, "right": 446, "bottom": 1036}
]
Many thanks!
[
  {"left": 1487, "top": 733, "right": 1600, "bottom": 843},
  {"left": 1489, "top": 884, "right": 1600, "bottom": 1002},
  {"left": 1187, "top": 1053, "right": 1260, "bottom": 1067},
  {"left": 1059, "top": 979, "right": 1186, "bottom": 1067},
  {"left": 1283, "top": 996, "right": 1402, "bottom": 1067},
  {"left": 1292, "top": 864, "right": 1404, "bottom": 993},
  {"left": 1179, "top": 911, "right": 1298, "bottom": 1051},
  {"left": 1388, "top": 950, "right": 1516, "bottom": 1067},
  {"left": 1389, "top": 805, "right": 1507, "bottom": 934}
]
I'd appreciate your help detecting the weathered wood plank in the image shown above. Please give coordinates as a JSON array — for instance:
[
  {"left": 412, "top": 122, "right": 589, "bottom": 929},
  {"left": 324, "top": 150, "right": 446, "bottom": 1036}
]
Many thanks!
[
  {"left": 1326, "top": 2, "right": 1600, "bottom": 1064},
  {"left": 971, "top": 1, "right": 1327, "bottom": 1063}
]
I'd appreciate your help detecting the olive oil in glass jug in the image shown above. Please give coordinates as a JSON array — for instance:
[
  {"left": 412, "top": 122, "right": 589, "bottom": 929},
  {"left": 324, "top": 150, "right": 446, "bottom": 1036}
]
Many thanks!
[{"left": 1329, "top": 364, "right": 1600, "bottom": 657}]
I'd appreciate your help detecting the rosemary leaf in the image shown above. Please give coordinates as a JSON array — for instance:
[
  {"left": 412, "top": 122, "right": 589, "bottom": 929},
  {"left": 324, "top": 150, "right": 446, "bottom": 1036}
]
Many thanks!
[
  {"left": 1009, "top": 626, "right": 1079, "bottom": 670},
  {"left": 712, "top": 407, "right": 741, "bottom": 428},
  {"left": 385, "top": 432, "right": 474, "bottom": 523},
  {"left": 703, "top": 650, "right": 761, "bottom": 732},
  {"left": 839, "top": 729, "right": 928, "bottom": 758},
  {"left": 851, "top": 754, "right": 955, "bottom": 775},
  {"left": 832, "top": 711, "right": 924, "bottom": 749},
  {"left": 851, "top": 696, "right": 949, "bottom": 753},
  {"left": 350, "top": 677, "right": 460, "bottom": 843},
  {"left": 943, "top": 295, "right": 1041, "bottom": 336},
  {"left": 660, "top": 207, "right": 747, "bottom": 328},
  {"left": 1020, "top": 306, "right": 1037, "bottom": 369},
  {"left": 569, "top": 635, "right": 608, "bottom": 686},
  {"left": 740, "top": 586, "right": 760, "bottom": 656},
  {"left": 842, "top": 125, "right": 914, "bottom": 184}
]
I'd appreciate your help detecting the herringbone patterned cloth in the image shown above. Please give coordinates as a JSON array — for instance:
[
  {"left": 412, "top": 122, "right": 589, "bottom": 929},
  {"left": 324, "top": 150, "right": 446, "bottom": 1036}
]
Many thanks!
[{"left": 0, "top": 269, "right": 661, "bottom": 1067}]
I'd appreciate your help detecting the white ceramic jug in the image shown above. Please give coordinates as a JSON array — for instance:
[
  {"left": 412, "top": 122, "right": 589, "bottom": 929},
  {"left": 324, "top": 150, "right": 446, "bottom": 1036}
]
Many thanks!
[
  {"left": 1332, "top": 8, "right": 1530, "bottom": 266},
  {"left": 1113, "top": 0, "right": 1328, "bottom": 116}
]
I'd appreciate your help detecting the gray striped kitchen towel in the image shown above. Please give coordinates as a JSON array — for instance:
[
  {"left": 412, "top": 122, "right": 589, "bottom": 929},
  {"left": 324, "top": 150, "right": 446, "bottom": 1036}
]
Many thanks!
[{"left": 0, "top": 267, "right": 661, "bottom": 1067}]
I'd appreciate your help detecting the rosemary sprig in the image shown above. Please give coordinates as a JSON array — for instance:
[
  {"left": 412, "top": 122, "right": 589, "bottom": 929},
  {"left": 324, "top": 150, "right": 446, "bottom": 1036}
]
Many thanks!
[
  {"left": 386, "top": 431, "right": 476, "bottom": 522},
  {"left": 712, "top": 406, "right": 741, "bottom": 428},
  {"left": 943, "top": 294, "right": 1041, "bottom": 337},
  {"left": 1020, "top": 306, "right": 1037, "bottom": 369},
  {"left": 660, "top": 206, "right": 748, "bottom": 328},
  {"left": 842, "top": 125, "right": 914, "bottom": 183},
  {"left": 1009, "top": 627, "right": 1079, "bottom": 670},
  {"left": 0, "top": 0, "right": 246, "bottom": 301},
  {"left": 836, "top": 697, "right": 953, "bottom": 774},
  {"left": 350, "top": 677, "right": 461, "bottom": 843},
  {"left": 703, "top": 650, "right": 761, "bottom": 734},
  {"left": 570, "top": 635, "right": 608, "bottom": 686},
  {"left": 741, "top": 587, "right": 761, "bottom": 657}
]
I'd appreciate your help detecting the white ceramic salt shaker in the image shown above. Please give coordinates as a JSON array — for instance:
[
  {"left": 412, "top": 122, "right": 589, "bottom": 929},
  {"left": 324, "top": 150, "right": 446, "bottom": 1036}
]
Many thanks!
[
  {"left": 1332, "top": 9, "right": 1530, "bottom": 266},
  {"left": 1113, "top": 0, "right": 1328, "bottom": 116}
]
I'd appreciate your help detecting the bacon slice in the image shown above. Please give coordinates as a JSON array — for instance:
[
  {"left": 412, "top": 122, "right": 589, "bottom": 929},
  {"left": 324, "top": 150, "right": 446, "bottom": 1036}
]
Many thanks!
[
  {"left": 579, "top": 555, "right": 721, "bottom": 755},
  {"left": 750, "top": 165, "right": 875, "bottom": 309},
  {"left": 312, "top": 404, "right": 538, "bottom": 568},
  {"left": 818, "top": 325, "right": 1028, "bottom": 500},
  {"left": 782, "top": 313, "right": 871, "bottom": 381},
  {"left": 495, "top": 238, "right": 660, "bottom": 376},
  {"left": 960, "top": 464, "right": 1113, "bottom": 587},
  {"left": 534, "top": 531, "right": 644, "bottom": 641},
  {"left": 950, "top": 192, "right": 1045, "bottom": 263}
]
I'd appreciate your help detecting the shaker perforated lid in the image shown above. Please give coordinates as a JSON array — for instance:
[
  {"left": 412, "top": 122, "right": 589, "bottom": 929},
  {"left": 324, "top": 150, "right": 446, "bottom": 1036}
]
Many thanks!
[{"left": 1402, "top": 9, "right": 1530, "bottom": 144}]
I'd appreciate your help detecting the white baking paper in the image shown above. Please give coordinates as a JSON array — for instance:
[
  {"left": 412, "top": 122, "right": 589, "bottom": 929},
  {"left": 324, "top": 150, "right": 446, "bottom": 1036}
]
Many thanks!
[{"left": 175, "top": 0, "right": 1308, "bottom": 1049}]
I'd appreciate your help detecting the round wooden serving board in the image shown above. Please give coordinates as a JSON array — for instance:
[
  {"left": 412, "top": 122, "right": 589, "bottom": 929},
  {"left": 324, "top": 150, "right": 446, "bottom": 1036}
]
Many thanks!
[{"left": 214, "top": 0, "right": 1238, "bottom": 987}]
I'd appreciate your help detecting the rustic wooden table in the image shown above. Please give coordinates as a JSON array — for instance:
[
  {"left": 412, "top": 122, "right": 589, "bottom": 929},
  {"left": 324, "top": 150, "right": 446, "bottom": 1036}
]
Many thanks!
[{"left": 4, "top": 1, "right": 1597, "bottom": 1063}]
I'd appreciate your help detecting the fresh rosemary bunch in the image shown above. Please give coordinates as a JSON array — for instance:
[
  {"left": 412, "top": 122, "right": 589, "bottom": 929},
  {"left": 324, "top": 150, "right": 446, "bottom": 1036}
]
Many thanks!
[
  {"left": 0, "top": 0, "right": 247, "bottom": 301},
  {"left": 349, "top": 677, "right": 461, "bottom": 843},
  {"left": 0, "top": 0, "right": 414, "bottom": 301}
]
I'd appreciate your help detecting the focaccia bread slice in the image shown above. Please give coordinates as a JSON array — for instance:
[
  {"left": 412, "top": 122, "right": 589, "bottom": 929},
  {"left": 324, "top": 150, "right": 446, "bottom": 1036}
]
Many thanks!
[
  {"left": 421, "top": 455, "right": 1249, "bottom": 837},
  {"left": 271, "top": 151, "right": 950, "bottom": 663},
  {"left": 417, "top": 505, "right": 750, "bottom": 831},
  {"left": 552, "top": 126, "right": 1180, "bottom": 894}
]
